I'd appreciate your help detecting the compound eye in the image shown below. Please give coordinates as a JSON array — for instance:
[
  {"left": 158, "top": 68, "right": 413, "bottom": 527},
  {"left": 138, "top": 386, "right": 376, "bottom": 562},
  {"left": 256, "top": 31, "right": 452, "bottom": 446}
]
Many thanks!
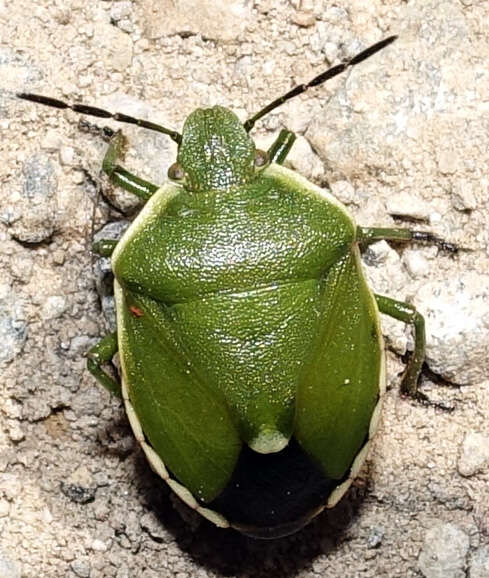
[
  {"left": 168, "top": 162, "right": 185, "bottom": 181},
  {"left": 254, "top": 149, "right": 269, "bottom": 168}
]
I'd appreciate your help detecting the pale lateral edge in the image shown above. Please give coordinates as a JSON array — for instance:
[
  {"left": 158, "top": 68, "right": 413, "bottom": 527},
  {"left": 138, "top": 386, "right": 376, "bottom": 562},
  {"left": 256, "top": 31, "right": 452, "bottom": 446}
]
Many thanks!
[
  {"left": 115, "top": 281, "right": 230, "bottom": 529},
  {"left": 265, "top": 163, "right": 356, "bottom": 224},
  {"left": 111, "top": 182, "right": 182, "bottom": 268},
  {"left": 112, "top": 173, "right": 386, "bottom": 525},
  {"left": 327, "top": 246, "right": 386, "bottom": 508}
]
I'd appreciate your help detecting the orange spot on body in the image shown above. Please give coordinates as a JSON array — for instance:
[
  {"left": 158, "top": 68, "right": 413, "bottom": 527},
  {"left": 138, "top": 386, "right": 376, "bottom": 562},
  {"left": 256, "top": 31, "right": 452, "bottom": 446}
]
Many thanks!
[{"left": 129, "top": 305, "right": 144, "bottom": 317}]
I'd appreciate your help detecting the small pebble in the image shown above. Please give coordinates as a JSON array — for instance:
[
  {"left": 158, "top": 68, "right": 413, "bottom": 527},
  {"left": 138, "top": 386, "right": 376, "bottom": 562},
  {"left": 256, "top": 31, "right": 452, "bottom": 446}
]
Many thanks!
[
  {"left": 70, "top": 559, "right": 90, "bottom": 578},
  {"left": 7, "top": 422, "right": 24, "bottom": 442},
  {"left": 59, "top": 146, "right": 75, "bottom": 166},
  {"left": 71, "top": 170, "right": 85, "bottom": 185},
  {"left": 437, "top": 149, "right": 458, "bottom": 175},
  {"left": 41, "top": 295, "right": 68, "bottom": 320},
  {"left": 330, "top": 180, "right": 356, "bottom": 204},
  {"left": 451, "top": 180, "right": 477, "bottom": 211},
  {"left": 291, "top": 11, "right": 316, "bottom": 27},
  {"left": 52, "top": 249, "right": 66, "bottom": 265},
  {"left": 367, "top": 526, "right": 384, "bottom": 549},
  {"left": 41, "top": 130, "right": 62, "bottom": 151},
  {"left": 457, "top": 431, "right": 489, "bottom": 477},
  {"left": 90, "top": 539, "right": 108, "bottom": 552},
  {"left": 61, "top": 466, "right": 97, "bottom": 504},
  {"left": 363, "top": 240, "right": 392, "bottom": 266},
  {"left": 404, "top": 250, "right": 429, "bottom": 278},
  {"left": 418, "top": 523, "right": 469, "bottom": 578},
  {"left": 385, "top": 193, "right": 432, "bottom": 221},
  {"left": 0, "top": 499, "right": 10, "bottom": 517}
]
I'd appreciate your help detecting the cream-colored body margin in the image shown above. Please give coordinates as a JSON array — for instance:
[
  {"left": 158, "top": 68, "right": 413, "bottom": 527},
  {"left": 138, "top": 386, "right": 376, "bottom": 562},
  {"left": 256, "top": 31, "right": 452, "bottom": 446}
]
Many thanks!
[
  {"left": 324, "top": 244, "right": 386, "bottom": 510},
  {"left": 266, "top": 163, "right": 355, "bottom": 220},
  {"left": 111, "top": 182, "right": 182, "bottom": 267},
  {"left": 115, "top": 281, "right": 230, "bottom": 528},
  {"left": 113, "top": 164, "right": 386, "bottom": 531}
]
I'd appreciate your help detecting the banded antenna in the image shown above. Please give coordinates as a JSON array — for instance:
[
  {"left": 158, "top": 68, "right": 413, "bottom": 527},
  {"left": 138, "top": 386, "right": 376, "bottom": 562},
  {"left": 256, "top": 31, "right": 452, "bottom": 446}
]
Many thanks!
[
  {"left": 244, "top": 35, "right": 397, "bottom": 132},
  {"left": 17, "top": 92, "right": 182, "bottom": 145}
]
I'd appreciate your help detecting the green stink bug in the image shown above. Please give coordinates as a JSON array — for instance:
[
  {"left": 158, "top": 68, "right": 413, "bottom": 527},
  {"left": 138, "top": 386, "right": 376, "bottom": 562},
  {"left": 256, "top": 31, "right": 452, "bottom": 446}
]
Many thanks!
[{"left": 17, "top": 36, "right": 456, "bottom": 539}]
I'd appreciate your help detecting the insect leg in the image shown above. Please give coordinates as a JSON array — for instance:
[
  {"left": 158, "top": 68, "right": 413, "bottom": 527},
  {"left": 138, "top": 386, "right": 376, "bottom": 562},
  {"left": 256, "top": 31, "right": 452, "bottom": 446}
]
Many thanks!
[
  {"left": 102, "top": 130, "right": 159, "bottom": 201},
  {"left": 86, "top": 331, "right": 121, "bottom": 397},
  {"left": 357, "top": 226, "right": 459, "bottom": 253},
  {"left": 374, "top": 295, "right": 426, "bottom": 400},
  {"left": 267, "top": 129, "right": 297, "bottom": 164},
  {"left": 91, "top": 239, "right": 118, "bottom": 257},
  {"left": 373, "top": 296, "right": 453, "bottom": 410}
]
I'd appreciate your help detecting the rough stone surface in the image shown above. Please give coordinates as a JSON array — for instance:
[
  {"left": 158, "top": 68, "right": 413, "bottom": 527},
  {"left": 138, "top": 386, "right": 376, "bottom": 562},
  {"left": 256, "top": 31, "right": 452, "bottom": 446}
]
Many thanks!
[
  {"left": 418, "top": 523, "right": 470, "bottom": 578},
  {"left": 141, "top": 0, "right": 252, "bottom": 42},
  {"left": 415, "top": 274, "right": 489, "bottom": 384},
  {"left": 0, "top": 550, "right": 21, "bottom": 578},
  {"left": 7, "top": 154, "right": 57, "bottom": 243},
  {"left": 469, "top": 545, "right": 489, "bottom": 578},
  {"left": 1, "top": 1, "right": 488, "bottom": 577},
  {"left": 457, "top": 432, "right": 489, "bottom": 478}
]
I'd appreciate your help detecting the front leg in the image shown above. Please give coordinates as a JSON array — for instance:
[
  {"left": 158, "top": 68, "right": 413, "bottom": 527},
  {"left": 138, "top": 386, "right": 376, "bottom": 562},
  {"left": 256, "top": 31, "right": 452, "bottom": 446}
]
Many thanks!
[
  {"left": 102, "top": 130, "right": 159, "bottom": 202},
  {"left": 267, "top": 129, "right": 297, "bottom": 165}
]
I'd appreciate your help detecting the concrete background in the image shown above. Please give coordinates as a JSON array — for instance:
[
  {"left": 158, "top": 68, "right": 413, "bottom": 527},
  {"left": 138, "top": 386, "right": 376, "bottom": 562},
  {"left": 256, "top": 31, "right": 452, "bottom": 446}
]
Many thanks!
[{"left": 0, "top": 1, "right": 488, "bottom": 576}]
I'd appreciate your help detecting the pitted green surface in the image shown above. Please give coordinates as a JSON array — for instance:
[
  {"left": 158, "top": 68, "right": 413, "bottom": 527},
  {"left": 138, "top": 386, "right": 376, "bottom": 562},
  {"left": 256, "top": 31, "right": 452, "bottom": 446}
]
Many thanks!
[
  {"left": 295, "top": 248, "right": 382, "bottom": 479},
  {"left": 112, "top": 166, "right": 355, "bottom": 302},
  {"left": 115, "top": 163, "right": 381, "bottom": 502},
  {"left": 177, "top": 107, "right": 255, "bottom": 192},
  {"left": 116, "top": 282, "right": 241, "bottom": 502},
  {"left": 167, "top": 279, "right": 323, "bottom": 449}
]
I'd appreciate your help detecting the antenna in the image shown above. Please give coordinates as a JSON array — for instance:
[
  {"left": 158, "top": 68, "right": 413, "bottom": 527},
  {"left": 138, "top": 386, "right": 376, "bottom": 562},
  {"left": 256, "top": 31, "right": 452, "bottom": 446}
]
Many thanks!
[
  {"left": 17, "top": 92, "right": 182, "bottom": 144},
  {"left": 244, "top": 36, "right": 397, "bottom": 132}
]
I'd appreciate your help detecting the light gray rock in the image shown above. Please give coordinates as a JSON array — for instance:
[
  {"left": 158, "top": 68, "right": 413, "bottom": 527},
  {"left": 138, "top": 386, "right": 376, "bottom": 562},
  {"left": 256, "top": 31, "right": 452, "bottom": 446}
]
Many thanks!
[
  {"left": 457, "top": 432, "right": 489, "bottom": 477},
  {"left": 70, "top": 559, "right": 91, "bottom": 578},
  {"left": 41, "top": 295, "right": 68, "bottom": 320},
  {"left": 0, "top": 551, "right": 21, "bottom": 578},
  {"left": 9, "top": 154, "right": 57, "bottom": 243},
  {"left": 418, "top": 523, "right": 470, "bottom": 578},
  {"left": 330, "top": 180, "right": 356, "bottom": 205},
  {"left": 93, "top": 220, "right": 131, "bottom": 331},
  {"left": 469, "top": 546, "right": 489, "bottom": 578},
  {"left": 404, "top": 249, "right": 430, "bottom": 278},
  {"left": 0, "top": 290, "right": 27, "bottom": 366},
  {"left": 415, "top": 273, "right": 489, "bottom": 384}
]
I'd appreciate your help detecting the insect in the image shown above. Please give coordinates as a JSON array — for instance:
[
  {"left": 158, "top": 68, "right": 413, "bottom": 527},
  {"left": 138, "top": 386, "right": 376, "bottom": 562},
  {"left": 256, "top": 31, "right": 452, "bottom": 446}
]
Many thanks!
[{"left": 17, "top": 36, "right": 456, "bottom": 538}]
